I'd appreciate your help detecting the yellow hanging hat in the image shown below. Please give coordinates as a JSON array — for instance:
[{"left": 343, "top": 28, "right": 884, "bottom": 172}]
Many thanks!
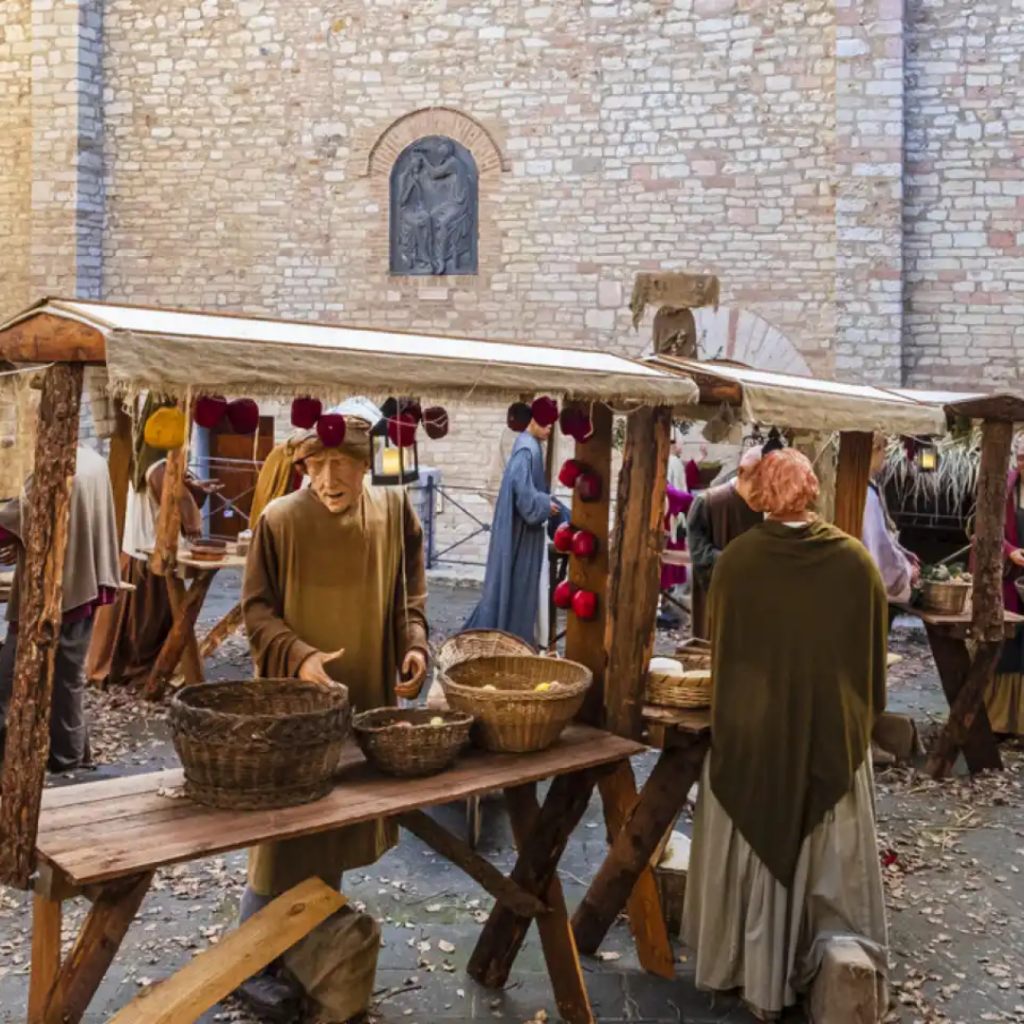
[{"left": 143, "top": 405, "right": 186, "bottom": 450}]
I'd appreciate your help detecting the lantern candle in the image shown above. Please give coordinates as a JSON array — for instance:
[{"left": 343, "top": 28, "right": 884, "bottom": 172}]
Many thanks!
[{"left": 382, "top": 447, "right": 403, "bottom": 476}]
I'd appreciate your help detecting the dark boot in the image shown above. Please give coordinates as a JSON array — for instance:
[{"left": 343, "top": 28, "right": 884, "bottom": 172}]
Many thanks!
[{"left": 234, "top": 887, "right": 304, "bottom": 1021}]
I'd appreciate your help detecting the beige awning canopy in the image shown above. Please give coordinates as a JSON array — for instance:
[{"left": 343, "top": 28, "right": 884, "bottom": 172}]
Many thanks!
[
  {"left": 0, "top": 299, "right": 701, "bottom": 408},
  {"left": 648, "top": 356, "right": 951, "bottom": 436}
]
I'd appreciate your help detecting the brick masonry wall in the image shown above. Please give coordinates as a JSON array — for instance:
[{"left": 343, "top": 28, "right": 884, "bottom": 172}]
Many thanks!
[{"left": 903, "top": 0, "right": 1024, "bottom": 388}]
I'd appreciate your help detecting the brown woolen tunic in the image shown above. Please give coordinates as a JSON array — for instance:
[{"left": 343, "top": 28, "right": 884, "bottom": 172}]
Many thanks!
[{"left": 242, "top": 484, "right": 428, "bottom": 895}]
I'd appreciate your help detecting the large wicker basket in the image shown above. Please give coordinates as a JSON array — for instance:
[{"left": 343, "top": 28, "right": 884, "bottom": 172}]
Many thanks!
[
  {"left": 441, "top": 655, "right": 592, "bottom": 753},
  {"left": 920, "top": 579, "right": 971, "bottom": 615},
  {"left": 170, "top": 679, "right": 351, "bottom": 810},
  {"left": 434, "top": 630, "right": 535, "bottom": 672},
  {"left": 353, "top": 707, "right": 473, "bottom": 778}
]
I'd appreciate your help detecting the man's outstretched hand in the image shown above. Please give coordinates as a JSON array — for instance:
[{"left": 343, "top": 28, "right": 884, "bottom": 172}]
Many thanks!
[
  {"left": 396, "top": 649, "right": 428, "bottom": 700},
  {"left": 298, "top": 647, "right": 346, "bottom": 686}
]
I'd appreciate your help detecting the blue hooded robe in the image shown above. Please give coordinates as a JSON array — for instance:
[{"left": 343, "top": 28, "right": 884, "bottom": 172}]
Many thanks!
[{"left": 465, "top": 433, "right": 555, "bottom": 644}]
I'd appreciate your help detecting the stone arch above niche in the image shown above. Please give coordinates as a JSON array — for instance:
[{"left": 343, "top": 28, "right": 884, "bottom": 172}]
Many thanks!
[
  {"left": 694, "top": 307, "right": 812, "bottom": 376},
  {"left": 390, "top": 136, "right": 478, "bottom": 277}
]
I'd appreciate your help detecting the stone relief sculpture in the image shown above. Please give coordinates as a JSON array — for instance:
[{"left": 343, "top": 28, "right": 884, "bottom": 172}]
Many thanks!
[{"left": 390, "top": 136, "right": 478, "bottom": 276}]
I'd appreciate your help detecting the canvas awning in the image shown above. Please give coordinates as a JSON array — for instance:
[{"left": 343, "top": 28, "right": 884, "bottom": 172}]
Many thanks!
[
  {"left": 648, "top": 356, "right": 949, "bottom": 436},
  {"left": 0, "top": 299, "right": 701, "bottom": 408}
]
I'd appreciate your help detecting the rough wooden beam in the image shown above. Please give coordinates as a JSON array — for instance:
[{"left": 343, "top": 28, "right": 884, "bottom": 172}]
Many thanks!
[
  {"left": 0, "top": 364, "right": 83, "bottom": 889},
  {"left": 43, "top": 872, "right": 153, "bottom": 1024},
  {"left": 603, "top": 405, "right": 671, "bottom": 740},
  {"left": 150, "top": 446, "right": 184, "bottom": 578},
  {"left": 808, "top": 938, "right": 888, "bottom": 1024},
  {"left": 28, "top": 893, "right": 63, "bottom": 1024},
  {"left": 107, "top": 401, "right": 133, "bottom": 546},
  {"left": 0, "top": 313, "right": 105, "bottom": 364},
  {"left": 565, "top": 403, "right": 612, "bottom": 726},
  {"left": 833, "top": 431, "right": 873, "bottom": 538},
  {"left": 107, "top": 877, "right": 344, "bottom": 1024},
  {"left": 395, "top": 810, "right": 549, "bottom": 918},
  {"left": 198, "top": 603, "right": 243, "bottom": 660},
  {"left": 945, "top": 393, "right": 1024, "bottom": 424},
  {"left": 143, "top": 573, "right": 214, "bottom": 701}
]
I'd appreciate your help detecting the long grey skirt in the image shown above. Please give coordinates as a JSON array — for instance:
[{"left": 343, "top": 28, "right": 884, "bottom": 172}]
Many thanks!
[{"left": 682, "top": 757, "right": 888, "bottom": 1020}]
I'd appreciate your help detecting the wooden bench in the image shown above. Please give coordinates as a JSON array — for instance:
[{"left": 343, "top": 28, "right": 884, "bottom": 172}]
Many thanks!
[{"left": 20, "top": 724, "right": 643, "bottom": 1024}]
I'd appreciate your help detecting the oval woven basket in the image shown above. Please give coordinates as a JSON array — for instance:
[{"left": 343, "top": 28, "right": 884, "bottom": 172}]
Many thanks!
[
  {"left": 441, "top": 655, "right": 592, "bottom": 754},
  {"left": 434, "top": 630, "right": 535, "bottom": 672},
  {"left": 920, "top": 580, "right": 971, "bottom": 615},
  {"left": 170, "top": 679, "right": 351, "bottom": 810},
  {"left": 646, "top": 657, "right": 712, "bottom": 709},
  {"left": 353, "top": 707, "right": 473, "bottom": 778}
]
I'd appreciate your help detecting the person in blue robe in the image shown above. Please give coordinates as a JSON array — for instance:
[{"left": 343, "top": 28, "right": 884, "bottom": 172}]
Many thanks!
[{"left": 465, "top": 418, "right": 565, "bottom": 644}]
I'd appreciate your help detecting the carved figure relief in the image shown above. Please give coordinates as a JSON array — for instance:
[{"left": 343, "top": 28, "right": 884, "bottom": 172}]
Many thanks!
[{"left": 390, "top": 136, "right": 478, "bottom": 276}]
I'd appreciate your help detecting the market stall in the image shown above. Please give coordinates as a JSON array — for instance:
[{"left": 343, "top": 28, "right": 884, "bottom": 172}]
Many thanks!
[{"left": 0, "top": 296, "right": 700, "bottom": 1024}]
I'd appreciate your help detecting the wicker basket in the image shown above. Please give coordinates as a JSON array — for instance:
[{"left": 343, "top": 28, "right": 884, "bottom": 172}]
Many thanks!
[
  {"left": 434, "top": 630, "right": 535, "bottom": 672},
  {"left": 170, "top": 679, "right": 351, "bottom": 810},
  {"left": 920, "top": 579, "right": 971, "bottom": 615},
  {"left": 646, "top": 657, "right": 712, "bottom": 709},
  {"left": 441, "top": 655, "right": 593, "bottom": 753},
  {"left": 353, "top": 707, "right": 473, "bottom": 778}
]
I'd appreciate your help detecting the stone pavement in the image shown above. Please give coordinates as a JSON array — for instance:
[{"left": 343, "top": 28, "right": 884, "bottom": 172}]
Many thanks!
[{"left": 1, "top": 578, "right": 1023, "bottom": 1023}]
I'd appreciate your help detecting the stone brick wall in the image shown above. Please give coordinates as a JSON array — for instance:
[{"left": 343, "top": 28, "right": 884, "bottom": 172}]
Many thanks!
[{"left": 902, "top": 0, "right": 1024, "bottom": 388}]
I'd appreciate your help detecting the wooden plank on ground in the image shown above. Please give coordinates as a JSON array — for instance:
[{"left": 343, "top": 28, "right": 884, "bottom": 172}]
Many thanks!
[
  {"left": 43, "top": 872, "right": 153, "bottom": 1024},
  {"left": 0, "top": 363, "right": 83, "bottom": 889},
  {"left": 34, "top": 727, "right": 643, "bottom": 886},
  {"left": 395, "top": 810, "right": 548, "bottom": 918},
  {"left": 107, "top": 877, "right": 344, "bottom": 1024}
]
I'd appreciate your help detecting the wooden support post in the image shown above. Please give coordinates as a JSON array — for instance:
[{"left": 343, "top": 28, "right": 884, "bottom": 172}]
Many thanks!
[
  {"left": 395, "top": 810, "right": 549, "bottom": 918},
  {"left": 164, "top": 575, "right": 204, "bottom": 686},
  {"left": 43, "top": 872, "right": 153, "bottom": 1024},
  {"left": 150, "top": 446, "right": 185, "bottom": 579},
  {"left": 199, "top": 602, "right": 243, "bottom": 660},
  {"left": 573, "top": 737, "right": 705, "bottom": 956},
  {"left": 928, "top": 418, "right": 1013, "bottom": 779},
  {"left": 28, "top": 893, "right": 63, "bottom": 1023},
  {"left": 565, "top": 403, "right": 613, "bottom": 725},
  {"left": 833, "top": 431, "right": 873, "bottom": 538},
  {"left": 144, "top": 572, "right": 215, "bottom": 701},
  {"left": 467, "top": 769, "right": 602, "bottom": 994},
  {"left": 0, "top": 364, "right": 83, "bottom": 890},
  {"left": 604, "top": 405, "right": 670, "bottom": 739},
  {"left": 107, "top": 402, "right": 134, "bottom": 548}
]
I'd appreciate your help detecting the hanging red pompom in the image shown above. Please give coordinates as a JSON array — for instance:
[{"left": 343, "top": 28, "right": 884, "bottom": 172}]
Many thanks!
[
  {"left": 553, "top": 523, "right": 576, "bottom": 554},
  {"left": 560, "top": 407, "right": 584, "bottom": 439},
  {"left": 531, "top": 396, "right": 559, "bottom": 429},
  {"left": 573, "top": 412, "right": 594, "bottom": 443},
  {"left": 226, "top": 398, "right": 259, "bottom": 435},
  {"left": 388, "top": 412, "right": 418, "bottom": 449},
  {"left": 291, "top": 396, "right": 323, "bottom": 430},
  {"left": 684, "top": 459, "right": 701, "bottom": 491},
  {"left": 193, "top": 395, "right": 227, "bottom": 430},
  {"left": 553, "top": 581, "right": 575, "bottom": 610},
  {"left": 558, "top": 459, "right": 585, "bottom": 489},
  {"left": 572, "top": 589, "right": 598, "bottom": 620},
  {"left": 572, "top": 530, "right": 598, "bottom": 559},
  {"left": 316, "top": 413, "right": 347, "bottom": 449},
  {"left": 507, "top": 403, "right": 532, "bottom": 433},
  {"left": 423, "top": 407, "right": 449, "bottom": 440}
]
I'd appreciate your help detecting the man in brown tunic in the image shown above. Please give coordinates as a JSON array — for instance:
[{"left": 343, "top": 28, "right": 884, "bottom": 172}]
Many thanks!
[
  {"left": 687, "top": 447, "right": 764, "bottom": 639},
  {"left": 237, "top": 404, "right": 428, "bottom": 1018}
]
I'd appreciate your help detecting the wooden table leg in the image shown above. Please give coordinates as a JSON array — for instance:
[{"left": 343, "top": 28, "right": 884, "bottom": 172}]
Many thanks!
[
  {"left": 42, "top": 872, "right": 153, "bottom": 1024},
  {"left": 573, "top": 737, "right": 705, "bottom": 956},
  {"left": 598, "top": 762, "right": 675, "bottom": 979},
  {"left": 199, "top": 601, "right": 243, "bottom": 660},
  {"left": 28, "top": 892, "right": 62, "bottom": 1023},
  {"left": 165, "top": 576, "right": 203, "bottom": 687},
  {"left": 468, "top": 767, "right": 604, "bottom": 1024},
  {"left": 925, "top": 624, "right": 1002, "bottom": 777},
  {"left": 144, "top": 572, "right": 215, "bottom": 700}
]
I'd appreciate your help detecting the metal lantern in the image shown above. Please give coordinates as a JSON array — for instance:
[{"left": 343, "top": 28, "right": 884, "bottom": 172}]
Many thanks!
[{"left": 370, "top": 401, "right": 419, "bottom": 486}]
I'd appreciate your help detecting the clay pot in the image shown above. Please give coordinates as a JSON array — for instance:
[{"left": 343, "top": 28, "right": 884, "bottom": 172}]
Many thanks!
[
  {"left": 423, "top": 406, "right": 449, "bottom": 439},
  {"left": 576, "top": 472, "right": 602, "bottom": 503},
  {"left": 316, "top": 414, "right": 347, "bottom": 448},
  {"left": 558, "top": 459, "right": 585, "bottom": 489},
  {"left": 572, "top": 529, "right": 597, "bottom": 559},
  {"left": 572, "top": 589, "right": 598, "bottom": 620},
  {"left": 531, "top": 396, "right": 559, "bottom": 428},
  {"left": 291, "top": 396, "right": 323, "bottom": 430},
  {"left": 193, "top": 395, "right": 227, "bottom": 430},
  {"left": 553, "top": 523, "right": 576, "bottom": 554},
  {"left": 226, "top": 398, "right": 259, "bottom": 435},
  {"left": 553, "top": 580, "right": 575, "bottom": 610}
]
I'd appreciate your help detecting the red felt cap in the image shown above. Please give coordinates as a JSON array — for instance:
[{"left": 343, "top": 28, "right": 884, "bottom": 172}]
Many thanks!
[
  {"left": 291, "top": 396, "right": 323, "bottom": 430},
  {"left": 388, "top": 412, "right": 418, "bottom": 449},
  {"left": 315, "top": 413, "right": 347, "bottom": 448},
  {"left": 226, "top": 398, "right": 259, "bottom": 435},
  {"left": 423, "top": 406, "right": 449, "bottom": 440},
  {"left": 531, "top": 396, "right": 559, "bottom": 428},
  {"left": 193, "top": 395, "right": 227, "bottom": 430}
]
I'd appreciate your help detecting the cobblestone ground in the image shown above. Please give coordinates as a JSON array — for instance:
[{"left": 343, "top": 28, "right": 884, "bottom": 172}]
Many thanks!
[{"left": 1, "top": 579, "right": 1023, "bottom": 1023}]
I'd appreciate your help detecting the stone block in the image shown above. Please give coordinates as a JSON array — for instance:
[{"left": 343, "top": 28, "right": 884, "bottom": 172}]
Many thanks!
[{"left": 809, "top": 939, "right": 887, "bottom": 1024}]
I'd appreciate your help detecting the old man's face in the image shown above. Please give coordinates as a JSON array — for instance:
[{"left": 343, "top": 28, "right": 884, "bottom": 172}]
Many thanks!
[{"left": 304, "top": 449, "right": 369, "bottom": 515}]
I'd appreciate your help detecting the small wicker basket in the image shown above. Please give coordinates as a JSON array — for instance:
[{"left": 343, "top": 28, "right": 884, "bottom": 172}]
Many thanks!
[
  {"left": 646, "top": 656, "right": 712, "bottom": 709},
  {"left": 920, "top": 579, "right": 971, "bottom": 615},
  {"left": 353, "top": 707, "right": 473, "bottom": 778},
  {"left": 170, "top": 679, "right": 351, "bottom": 810},
  {"left": 441, "top": 655, "right": 592, "bottom": 753}
]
